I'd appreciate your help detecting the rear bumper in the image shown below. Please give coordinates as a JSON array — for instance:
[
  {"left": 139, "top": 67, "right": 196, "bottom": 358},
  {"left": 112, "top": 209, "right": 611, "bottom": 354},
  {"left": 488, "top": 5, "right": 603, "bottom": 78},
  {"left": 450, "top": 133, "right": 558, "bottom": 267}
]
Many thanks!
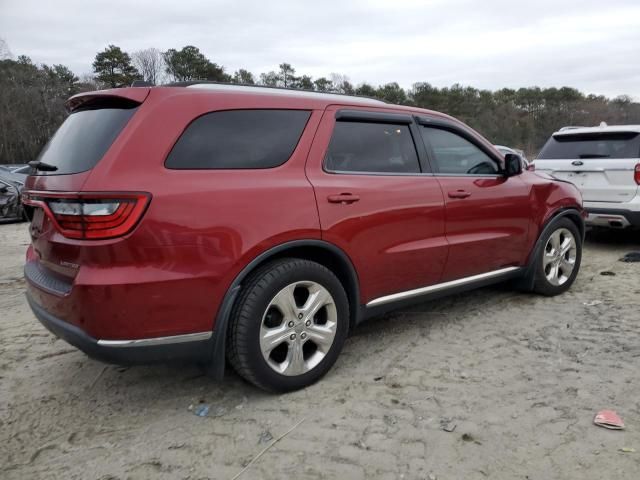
[
  {"left": 27, "top": 292, "right": 214, "bottom": 365},
  {"left": 585, "top": 208, "right": 640, "bottom": 228}
]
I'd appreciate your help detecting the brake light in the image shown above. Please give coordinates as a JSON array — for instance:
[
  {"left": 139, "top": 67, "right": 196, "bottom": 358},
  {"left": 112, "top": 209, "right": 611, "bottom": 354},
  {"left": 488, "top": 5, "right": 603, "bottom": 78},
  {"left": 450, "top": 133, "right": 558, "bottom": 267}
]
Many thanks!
[
  {"left": 635, "top": 164, "right": 640, "bottom": 185},
  {"left": 23, "top": 192, "right": 150, "bottom": 239}
]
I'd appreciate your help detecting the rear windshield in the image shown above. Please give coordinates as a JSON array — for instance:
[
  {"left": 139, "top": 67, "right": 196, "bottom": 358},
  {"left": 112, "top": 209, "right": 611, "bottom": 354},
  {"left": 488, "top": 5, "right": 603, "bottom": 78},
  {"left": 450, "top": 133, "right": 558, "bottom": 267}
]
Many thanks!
[
  {"left": 34, "top": 104, "right": 138, "bottom": 175},
  {"left": 538, "top": 132, "right": 640, "bottom": 160}
]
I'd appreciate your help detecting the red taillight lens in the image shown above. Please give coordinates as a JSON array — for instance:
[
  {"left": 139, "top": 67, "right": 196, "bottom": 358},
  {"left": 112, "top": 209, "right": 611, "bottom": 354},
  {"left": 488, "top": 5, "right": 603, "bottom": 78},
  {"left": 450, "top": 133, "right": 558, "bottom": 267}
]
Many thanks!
[
  {"left": 23, "top": 192, "right": 150, "bottom": 239},
  {"left": 635, "top": 164, "right": 640, "bottom": 185}
]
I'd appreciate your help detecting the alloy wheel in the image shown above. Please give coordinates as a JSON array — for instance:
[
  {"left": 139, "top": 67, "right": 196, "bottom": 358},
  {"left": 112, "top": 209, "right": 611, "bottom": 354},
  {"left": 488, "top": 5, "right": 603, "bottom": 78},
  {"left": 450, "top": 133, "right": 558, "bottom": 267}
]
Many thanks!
[
  {"left": 259, "top": 281, "right": 337, "bottom": 376},
  {"left": 543, "top": 227, "right": 577, "bottom": 286}
]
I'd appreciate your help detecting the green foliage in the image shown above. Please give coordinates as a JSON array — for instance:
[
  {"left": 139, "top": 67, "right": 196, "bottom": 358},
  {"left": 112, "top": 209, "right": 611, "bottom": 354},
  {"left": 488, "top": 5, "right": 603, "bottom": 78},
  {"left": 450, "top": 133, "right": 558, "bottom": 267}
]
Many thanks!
[
  {"left": 232, "top": 69, "right": 255, "bottom": 85},
  {"left": 375, "top": 82, "right": 406, "bottom": 104},
  {"left": 408, "top": 83, "right": 640, "bottom": 156},
  {"left": 0, "top": 57, "right": 81, "bottom": 163},
  {"left": 4, "top": 43, "right": 640, "bottom": 165},
  {"left": 314, "top": 77, "right": 334, "bottom": 92},
  {"left": 278, "top": 63, "right": 296, "bottom": 87},
  {"left": 297, "top": 75, "right": 314, "bottom": 90},
  {"left": 164, "top": 46, "right": 229, "bottom": 82},
  {"left": 355, "top": 83, "right": 377, "bottom": 97},
  {"left": 92, "top": 45, "right": 140, "bottom": 88}
]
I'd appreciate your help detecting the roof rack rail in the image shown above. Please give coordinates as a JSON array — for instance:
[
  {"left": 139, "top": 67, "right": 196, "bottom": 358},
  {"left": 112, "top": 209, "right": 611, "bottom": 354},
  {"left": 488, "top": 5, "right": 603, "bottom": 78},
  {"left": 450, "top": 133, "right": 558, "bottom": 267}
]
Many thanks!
[{"left": 163, "top": 80, "right": 386, "bottom": 104}]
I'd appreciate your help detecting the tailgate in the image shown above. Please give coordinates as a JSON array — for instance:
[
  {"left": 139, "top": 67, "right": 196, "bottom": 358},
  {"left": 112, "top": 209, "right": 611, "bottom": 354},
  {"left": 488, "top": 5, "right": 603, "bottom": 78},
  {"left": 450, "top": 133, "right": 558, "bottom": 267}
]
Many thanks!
[
  {"left": 24, "top": 88, "right": 148, "bottom": 285},
  {"left": 536, "top": 131, "right": 640, "bottom": 203},
  {"left": 536, "top": 159, "right": 638, "bottom": 203}
]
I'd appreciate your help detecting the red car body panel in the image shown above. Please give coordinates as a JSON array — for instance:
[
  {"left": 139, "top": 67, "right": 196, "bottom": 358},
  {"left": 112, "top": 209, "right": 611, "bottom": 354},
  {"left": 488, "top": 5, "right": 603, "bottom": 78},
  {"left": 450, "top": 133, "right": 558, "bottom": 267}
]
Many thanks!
[
  {"left": 306, "top": 106, "right": 448, "bottom": 302},
  {"left": 435, "top": 175, "right": 532, "bottom": 281},
  {"left": 24, "top": 86, "right": 584, "bottom": 349}
]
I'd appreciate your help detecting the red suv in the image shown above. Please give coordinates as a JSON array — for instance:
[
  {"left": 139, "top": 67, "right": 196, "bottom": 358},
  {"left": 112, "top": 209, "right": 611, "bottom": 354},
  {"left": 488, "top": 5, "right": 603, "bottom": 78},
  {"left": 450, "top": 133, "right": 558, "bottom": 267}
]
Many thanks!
[{"left": 24, "top": 84, "right": 585, "bottom": 391}]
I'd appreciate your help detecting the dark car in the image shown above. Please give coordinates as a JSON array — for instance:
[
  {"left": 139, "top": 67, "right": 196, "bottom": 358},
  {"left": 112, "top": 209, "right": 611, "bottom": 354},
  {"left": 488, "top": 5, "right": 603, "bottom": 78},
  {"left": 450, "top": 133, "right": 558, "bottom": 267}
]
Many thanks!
[
  {"left": 0, "top": 174, "right": 25, "bottom": 221},
  {"left": 23, "top": 84, "right": 585, "bottom": 391}
]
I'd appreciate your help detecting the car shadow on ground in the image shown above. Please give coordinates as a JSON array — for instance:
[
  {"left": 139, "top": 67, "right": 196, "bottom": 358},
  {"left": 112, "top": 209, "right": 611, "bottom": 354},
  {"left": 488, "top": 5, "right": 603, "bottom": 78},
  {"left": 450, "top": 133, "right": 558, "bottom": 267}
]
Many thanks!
[
  {"left": 585, "top": 226, "right": 640, "bottom": 247},
  {"left": 66, "top": 283, "right": 516, "bottom": 398}
]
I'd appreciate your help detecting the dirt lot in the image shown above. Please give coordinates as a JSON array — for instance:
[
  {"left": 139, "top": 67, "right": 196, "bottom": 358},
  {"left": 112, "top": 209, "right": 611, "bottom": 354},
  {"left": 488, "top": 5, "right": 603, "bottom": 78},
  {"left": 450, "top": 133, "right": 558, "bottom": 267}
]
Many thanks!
[{"left": 1, "top": 222, "right": 639, "bottom": 480}]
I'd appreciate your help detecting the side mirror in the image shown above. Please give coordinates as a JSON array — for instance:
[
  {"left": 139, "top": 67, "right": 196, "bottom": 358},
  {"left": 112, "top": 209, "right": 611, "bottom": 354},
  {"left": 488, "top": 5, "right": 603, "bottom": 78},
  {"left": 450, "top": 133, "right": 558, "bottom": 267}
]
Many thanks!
[{"left": 504, "top": 153, "right": 523, "bottom": 177}]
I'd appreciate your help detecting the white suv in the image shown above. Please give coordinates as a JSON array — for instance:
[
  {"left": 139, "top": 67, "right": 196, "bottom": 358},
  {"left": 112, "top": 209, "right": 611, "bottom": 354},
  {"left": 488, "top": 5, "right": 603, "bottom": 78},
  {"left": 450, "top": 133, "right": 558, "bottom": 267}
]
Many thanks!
[{"left": 535, "top": 124, "right": 640, "bottom": 229}]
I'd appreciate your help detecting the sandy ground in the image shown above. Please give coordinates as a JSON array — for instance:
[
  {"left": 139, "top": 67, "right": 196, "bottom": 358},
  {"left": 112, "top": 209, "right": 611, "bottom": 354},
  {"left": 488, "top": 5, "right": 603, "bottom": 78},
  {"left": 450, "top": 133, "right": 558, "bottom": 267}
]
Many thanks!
[{"left": 1, "top": 222, "right": 639, "bottom": 480}]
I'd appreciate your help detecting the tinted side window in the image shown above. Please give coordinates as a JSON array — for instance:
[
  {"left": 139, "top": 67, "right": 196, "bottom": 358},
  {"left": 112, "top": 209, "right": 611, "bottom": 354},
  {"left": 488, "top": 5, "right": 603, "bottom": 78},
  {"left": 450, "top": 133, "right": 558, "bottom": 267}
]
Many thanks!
[
  {"left": 421, "top": 127, "right": 499, "bottom": 175},
  {"left": 166, "top": 110, "right": 311, "bottom": 169},
  {"left": 325, "top": 122, "right": 420, "bottom": 174}
]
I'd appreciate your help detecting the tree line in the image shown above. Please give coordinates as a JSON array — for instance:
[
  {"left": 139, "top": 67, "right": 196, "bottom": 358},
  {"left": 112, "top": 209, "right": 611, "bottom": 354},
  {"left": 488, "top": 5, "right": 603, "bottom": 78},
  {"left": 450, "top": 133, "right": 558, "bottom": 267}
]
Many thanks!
[{"left": 1, "top": 40, "right": 639, "bottom": 164}]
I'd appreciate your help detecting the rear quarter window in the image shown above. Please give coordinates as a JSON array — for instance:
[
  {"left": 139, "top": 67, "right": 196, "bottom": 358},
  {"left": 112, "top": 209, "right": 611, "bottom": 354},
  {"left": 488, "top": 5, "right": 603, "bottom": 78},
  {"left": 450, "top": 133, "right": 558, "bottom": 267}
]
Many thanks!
[
  {"left": 165, "top": 110, "right": 311, "bottom": 169},
  {"left": 538, "top": 132, "right": 640, "bottom": 159}
]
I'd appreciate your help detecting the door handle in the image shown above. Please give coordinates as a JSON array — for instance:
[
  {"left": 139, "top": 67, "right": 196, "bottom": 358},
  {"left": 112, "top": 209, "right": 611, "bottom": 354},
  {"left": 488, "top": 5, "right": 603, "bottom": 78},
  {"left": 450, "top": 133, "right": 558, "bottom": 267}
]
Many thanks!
[
  {"left": 327, "top": 193, "right": 360, "bottom": 204},
  {"left": 448, "top": 190, "right": 471, "bottom": 199}
]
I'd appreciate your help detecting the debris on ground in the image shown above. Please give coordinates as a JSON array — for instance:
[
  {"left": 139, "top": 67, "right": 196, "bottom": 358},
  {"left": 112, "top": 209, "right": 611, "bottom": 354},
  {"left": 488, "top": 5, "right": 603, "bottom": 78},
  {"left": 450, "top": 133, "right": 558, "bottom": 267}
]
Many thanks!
[
  {"left": 619, "top": 447, "right": 636, "bottom": 453},
  {"left": 373, "top": 376, "right": 384, "bottom": 381},
  {"left": 620, "top": 252, "right": 640, "bottom": 263},
  {"left": 193, "top": 404, "right": 210, "bottom": 417},
  {"left": 258, "top": 431, "right": 273, "bottom": 444},
  {"left": 583, "top": 300, "right": 603, "bottom": 306},
  {"left": 594, "top": 410, "right": 624, "bottom": 430},
  {"left": 441, "top": 418, "right": 457, "bottom": 432},
  {"left": 600, "top": 271, "right": 616, "bottom": 276},
  {"left": 383, "top": 414, "right": 398, "bottom": 426},
  {"left": 461, "top": 433, "right": 482, "bottom": 444}
]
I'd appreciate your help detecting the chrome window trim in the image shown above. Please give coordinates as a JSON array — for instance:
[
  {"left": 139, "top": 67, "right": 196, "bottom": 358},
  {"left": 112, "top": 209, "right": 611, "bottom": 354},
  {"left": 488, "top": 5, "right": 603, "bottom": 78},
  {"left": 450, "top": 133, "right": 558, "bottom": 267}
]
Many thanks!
[
  {"left": 432, "top": 173, "right": 504, "bottom": 178},
  {"left": 324, "top": 170, "right": 435, "bottom": 177}
]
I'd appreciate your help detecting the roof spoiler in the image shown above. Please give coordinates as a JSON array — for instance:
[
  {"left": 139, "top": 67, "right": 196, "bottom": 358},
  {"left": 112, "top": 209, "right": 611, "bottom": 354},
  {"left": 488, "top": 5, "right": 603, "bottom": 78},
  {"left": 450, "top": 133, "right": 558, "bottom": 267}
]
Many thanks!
[{"left": 65, "top": 87, "right": 151, "bottom": 113}]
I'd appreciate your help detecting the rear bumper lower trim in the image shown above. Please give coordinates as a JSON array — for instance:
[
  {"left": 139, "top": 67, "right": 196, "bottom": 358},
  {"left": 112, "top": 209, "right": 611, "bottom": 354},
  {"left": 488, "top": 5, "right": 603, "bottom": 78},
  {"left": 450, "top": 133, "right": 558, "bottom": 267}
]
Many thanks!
[
  {"left": 97, "top": 331, "right": 212, "bottom": 348},
  {"left": 585, "top": 208, "right": 640, "bottom": 228},
  {"left": 26, "top": 292, "right": 213, "bottom": 365}
]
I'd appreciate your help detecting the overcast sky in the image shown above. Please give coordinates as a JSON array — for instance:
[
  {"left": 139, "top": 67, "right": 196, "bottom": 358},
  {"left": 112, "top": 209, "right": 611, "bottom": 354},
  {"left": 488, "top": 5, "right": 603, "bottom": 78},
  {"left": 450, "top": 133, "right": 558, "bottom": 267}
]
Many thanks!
[{"left": 2, "top": 0, "right": 639, "bottom": 98}]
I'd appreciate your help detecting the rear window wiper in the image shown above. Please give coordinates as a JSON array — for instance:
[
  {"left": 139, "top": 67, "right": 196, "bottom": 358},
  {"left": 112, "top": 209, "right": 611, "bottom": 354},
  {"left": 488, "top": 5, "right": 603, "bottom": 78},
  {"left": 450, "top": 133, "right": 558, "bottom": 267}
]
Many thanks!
[
  {"left": 578, "top": 154, "right": 610, "bottom": 159},
  {"left": 28, "top": 160, "right": 58, "bottom": 172}
]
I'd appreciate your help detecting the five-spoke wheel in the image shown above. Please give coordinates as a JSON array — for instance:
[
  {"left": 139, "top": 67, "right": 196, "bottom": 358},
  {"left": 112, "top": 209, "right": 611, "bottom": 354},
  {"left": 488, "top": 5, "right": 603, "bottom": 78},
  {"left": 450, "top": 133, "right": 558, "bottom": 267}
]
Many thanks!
[
  {"left": 227, "top": 258, "right": 348, "bottom": 392},
  {"left": 532, "top": 217, "right": 582, "bottom": 295},
  {"left": 260, "top": 281, "right": 338, "bottom": 376}
]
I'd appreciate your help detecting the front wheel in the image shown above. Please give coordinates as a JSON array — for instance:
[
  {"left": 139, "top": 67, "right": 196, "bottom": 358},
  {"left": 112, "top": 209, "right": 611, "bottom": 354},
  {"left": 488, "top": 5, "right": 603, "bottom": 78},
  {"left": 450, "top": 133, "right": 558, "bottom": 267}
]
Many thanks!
[
  {"left": 532, "top": 218, "right": 582, "bottom": 296},
  {"left": 227, "top": 258, "right": 349, "bottom": 392}
]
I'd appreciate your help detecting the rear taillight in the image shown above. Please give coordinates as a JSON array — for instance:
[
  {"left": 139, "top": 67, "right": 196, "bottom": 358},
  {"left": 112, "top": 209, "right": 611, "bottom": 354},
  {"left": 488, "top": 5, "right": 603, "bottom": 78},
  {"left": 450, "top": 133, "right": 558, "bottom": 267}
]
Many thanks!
[
  {"left": 23, "top": 192, "right": 150, "bottom": 239},
  {"left": 635, "top": 164, "right": 640, "bottom": 185}
]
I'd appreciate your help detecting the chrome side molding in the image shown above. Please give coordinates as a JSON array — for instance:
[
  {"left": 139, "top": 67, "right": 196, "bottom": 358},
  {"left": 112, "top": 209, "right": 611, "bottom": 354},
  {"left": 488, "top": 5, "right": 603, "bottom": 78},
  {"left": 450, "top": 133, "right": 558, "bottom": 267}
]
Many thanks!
[
  {"left": 97, "top": 331, "right": 212, "bottom": 348},
  {"left": 366, "top": 266, "right": 521, "bottom": 308}
]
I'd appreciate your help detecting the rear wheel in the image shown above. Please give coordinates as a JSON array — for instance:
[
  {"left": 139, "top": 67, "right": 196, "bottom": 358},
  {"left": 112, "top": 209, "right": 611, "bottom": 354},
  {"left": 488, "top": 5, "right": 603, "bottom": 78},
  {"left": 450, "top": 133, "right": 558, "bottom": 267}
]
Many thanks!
[
  {"left": 532, "top": 218, "right": 582, "bottom": 296},
  {"left": 227, "top": 258, "right": 349, "bottom": 392}
]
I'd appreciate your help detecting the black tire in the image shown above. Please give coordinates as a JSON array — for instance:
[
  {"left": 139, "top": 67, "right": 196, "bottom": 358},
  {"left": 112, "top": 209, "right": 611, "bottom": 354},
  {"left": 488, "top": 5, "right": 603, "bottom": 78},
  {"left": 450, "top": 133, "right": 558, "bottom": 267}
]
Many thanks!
[
  {"left": 531, "top": 218, "right": 582, "bottom": 296},
  {"left": 227, "top": 258, "right": 349, "bottom": 392}
]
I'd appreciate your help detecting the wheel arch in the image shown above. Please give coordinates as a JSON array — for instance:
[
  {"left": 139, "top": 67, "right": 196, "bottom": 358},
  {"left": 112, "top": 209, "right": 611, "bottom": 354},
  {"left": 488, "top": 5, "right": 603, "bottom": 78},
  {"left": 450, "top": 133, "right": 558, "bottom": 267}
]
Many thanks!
[
  {"left": 517, "top": 207, "right": 585, "bottom": 292},
  {"left": 545, "top": 207, "right": 585, "bottom": 241},
  {"left": 207, "top": 240, "right": 361, "bottom": 379}
]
